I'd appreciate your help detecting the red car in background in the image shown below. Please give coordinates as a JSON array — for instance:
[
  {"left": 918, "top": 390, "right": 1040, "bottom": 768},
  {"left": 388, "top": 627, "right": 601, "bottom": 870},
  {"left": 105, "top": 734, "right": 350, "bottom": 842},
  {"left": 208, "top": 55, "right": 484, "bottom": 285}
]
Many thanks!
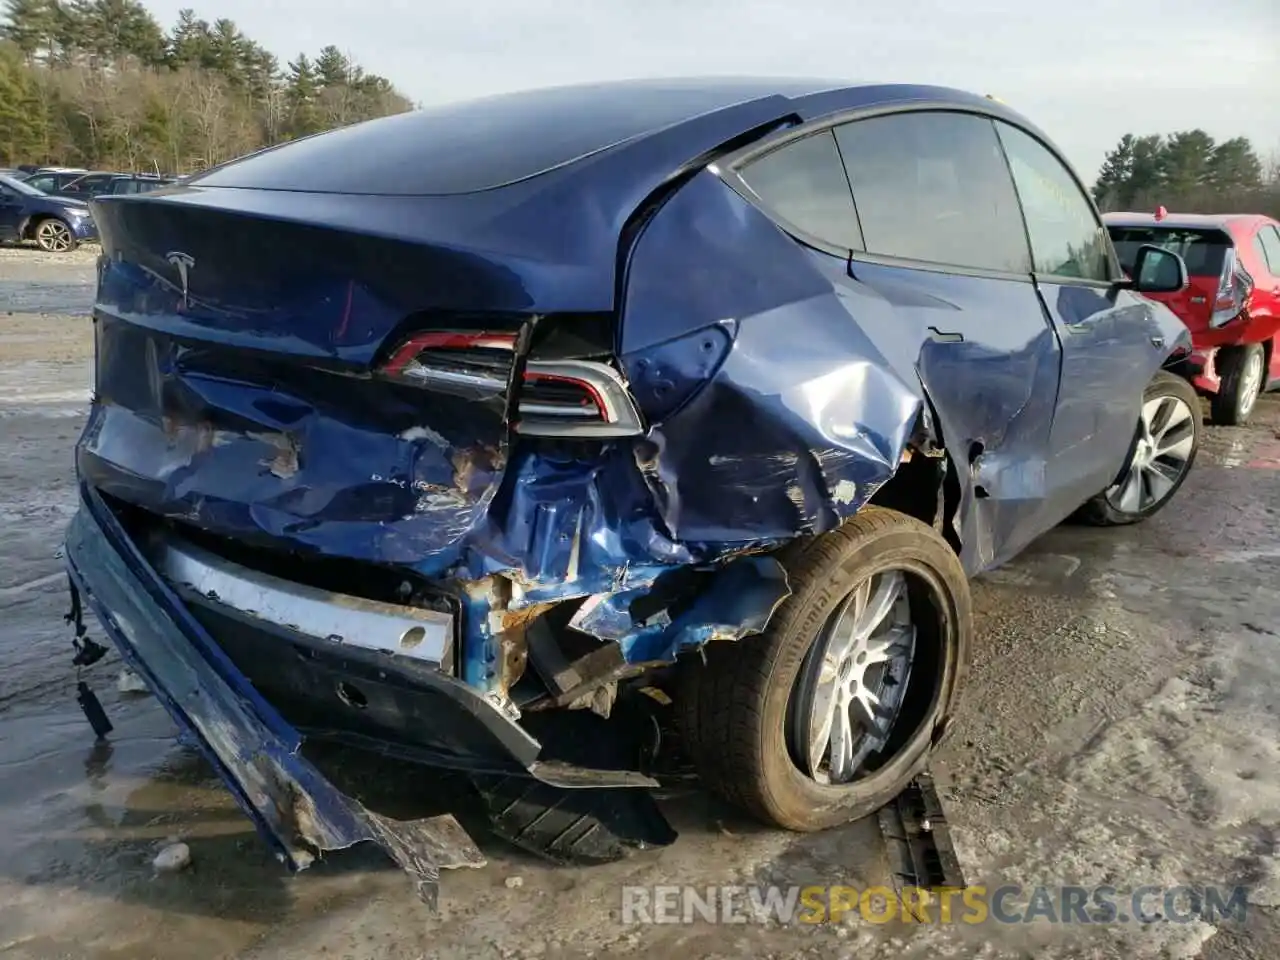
[{"left": 1105, "top": 211, "right": 1280, "bottom": 424}]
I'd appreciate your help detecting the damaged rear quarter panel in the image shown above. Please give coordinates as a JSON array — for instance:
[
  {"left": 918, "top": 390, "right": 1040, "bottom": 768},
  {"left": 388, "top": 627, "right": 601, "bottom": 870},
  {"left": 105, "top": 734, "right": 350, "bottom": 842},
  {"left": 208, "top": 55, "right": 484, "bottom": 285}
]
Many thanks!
[
  {"left": 465, "top": 171, "right": 939, "bottom": 671},
  {"left": 620, "top": 170, "right": 924, "bottom": 543}
]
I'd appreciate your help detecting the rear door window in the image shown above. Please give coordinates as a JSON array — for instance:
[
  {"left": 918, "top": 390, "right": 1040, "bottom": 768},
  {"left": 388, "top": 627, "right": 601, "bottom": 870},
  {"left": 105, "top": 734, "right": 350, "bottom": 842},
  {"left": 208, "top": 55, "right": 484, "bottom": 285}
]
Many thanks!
[
  {"left": 994, "top": 123, "right": 1110, "bottom": 282},
  {"left": 1106, "top": 226, "right": 1233, "bottom": 279},
  {"left": 832, "top": 111, "right": 1030, "bottom": 274},
  {"left": 1256, "top": 226, "right": 1280, "bottom": 275},
  {"left": 737, "top": 130, "right": 864, "bottom": 251}
]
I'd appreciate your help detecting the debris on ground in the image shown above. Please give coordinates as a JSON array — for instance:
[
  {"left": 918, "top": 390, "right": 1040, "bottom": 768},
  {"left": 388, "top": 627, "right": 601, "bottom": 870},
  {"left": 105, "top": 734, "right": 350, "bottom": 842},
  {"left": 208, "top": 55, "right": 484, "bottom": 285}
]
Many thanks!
[
  {"left": 152, "top": 842, "right": 191, "bottom": 873},
  {"left": 117, "top": 669, "right": 149, "bottom": 694}
]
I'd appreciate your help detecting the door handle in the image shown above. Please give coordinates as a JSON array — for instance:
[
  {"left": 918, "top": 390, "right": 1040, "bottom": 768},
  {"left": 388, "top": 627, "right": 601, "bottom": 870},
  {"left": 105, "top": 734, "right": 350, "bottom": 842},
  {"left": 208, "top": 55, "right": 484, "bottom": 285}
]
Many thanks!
[
  {"left": 1150, "top": 336, "right": 1164, "bottom": 348},
  {"left": 928, "top": 326, "right": 965, "bottom": 343}
]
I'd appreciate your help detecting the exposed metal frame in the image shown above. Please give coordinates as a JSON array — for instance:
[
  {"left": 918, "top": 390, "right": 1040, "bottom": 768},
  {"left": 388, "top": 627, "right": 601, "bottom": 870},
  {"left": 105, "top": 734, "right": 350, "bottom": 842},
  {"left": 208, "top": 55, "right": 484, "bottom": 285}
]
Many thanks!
[{"left": 153, "top": 535, "right": 455, "bottom": 670}]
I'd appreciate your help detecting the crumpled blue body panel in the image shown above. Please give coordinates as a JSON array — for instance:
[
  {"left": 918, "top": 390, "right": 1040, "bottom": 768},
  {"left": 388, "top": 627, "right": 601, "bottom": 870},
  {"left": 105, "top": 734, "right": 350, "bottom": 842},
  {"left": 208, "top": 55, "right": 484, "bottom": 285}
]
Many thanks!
[
  {"left": 79, "top": 173, "right": 924, "bottom": 692},
  {"left": 77, "top": 79, "right": 1189, "bottom": 698},
  {"left": 77, "top": 164, "right": 930, "bottom": 698}
]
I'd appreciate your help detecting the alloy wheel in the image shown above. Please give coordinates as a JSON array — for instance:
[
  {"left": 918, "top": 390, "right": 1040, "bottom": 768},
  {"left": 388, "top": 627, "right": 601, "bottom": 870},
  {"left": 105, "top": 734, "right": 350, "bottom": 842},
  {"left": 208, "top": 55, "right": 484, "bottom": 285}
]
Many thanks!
[
  {"left": 35, "top": 219, "right": 72, "bottom": 253},
  {"left": 1108, "top": 394, "right": 1196, "bottom": 513},
  {"left": 1239, "top": 349, "right": 1264, "bottom": 418},
  {"left": 788, "top": 568, "right": 918, "bottom": 784}
]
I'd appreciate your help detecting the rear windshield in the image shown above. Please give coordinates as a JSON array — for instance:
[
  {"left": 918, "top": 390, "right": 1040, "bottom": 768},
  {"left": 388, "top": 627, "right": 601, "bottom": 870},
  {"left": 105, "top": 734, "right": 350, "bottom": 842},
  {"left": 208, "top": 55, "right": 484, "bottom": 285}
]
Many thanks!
[
  {"left": 1107, "top": 226, "right": 1233, "bottom": 278},
  {"left": 194, "top": 80, "right": 785, "bottom": 196}
]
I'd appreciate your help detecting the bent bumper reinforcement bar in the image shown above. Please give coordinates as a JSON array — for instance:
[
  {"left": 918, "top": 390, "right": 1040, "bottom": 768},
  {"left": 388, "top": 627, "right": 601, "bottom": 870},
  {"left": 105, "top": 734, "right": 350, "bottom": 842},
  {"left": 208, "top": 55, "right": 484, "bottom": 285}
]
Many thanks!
[{"left": 64, "top": 485, "right": 493, "bottom": 906}]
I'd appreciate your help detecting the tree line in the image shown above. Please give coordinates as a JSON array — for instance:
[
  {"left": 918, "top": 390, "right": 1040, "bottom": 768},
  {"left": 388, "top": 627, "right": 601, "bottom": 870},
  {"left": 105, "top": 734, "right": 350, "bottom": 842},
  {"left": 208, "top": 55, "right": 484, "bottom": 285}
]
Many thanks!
[
  {"left": 1092, "top": 130, "right": 1279, "bottom": 218},
  {"left": 0, "top": 0, "right": 413, "bottom": 173}
]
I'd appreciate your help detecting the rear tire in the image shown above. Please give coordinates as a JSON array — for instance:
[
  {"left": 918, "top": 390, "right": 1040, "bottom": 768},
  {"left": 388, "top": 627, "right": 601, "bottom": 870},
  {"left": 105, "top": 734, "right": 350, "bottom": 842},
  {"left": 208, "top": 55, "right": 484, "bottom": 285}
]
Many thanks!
[
  {"left": 1076, "top": 370, "right": 1200, "bottom": 526},
  {"left": 1210, "top": 343, "right": 1264, "bottom": 425},
  {"left": 677, "top": 507, "right": 969, "bottom": 832}
]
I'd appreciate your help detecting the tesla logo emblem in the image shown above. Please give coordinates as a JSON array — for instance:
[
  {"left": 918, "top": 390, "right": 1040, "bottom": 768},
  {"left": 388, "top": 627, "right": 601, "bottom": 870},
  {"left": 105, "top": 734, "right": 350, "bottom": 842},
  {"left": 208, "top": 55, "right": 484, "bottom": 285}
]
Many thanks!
[{"left": 165, "top": 251, "right": 195, "bottom": 309}]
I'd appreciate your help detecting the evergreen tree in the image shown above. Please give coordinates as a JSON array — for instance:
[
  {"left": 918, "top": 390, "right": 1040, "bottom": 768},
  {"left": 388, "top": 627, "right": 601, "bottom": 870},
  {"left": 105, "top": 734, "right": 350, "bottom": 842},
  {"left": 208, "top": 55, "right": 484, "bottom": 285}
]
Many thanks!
[
  {"left": 167, "top": 8, "right": 209, "bottom": 67},
  {"left": 0, "top": 39, "right": 42, "bottom": 153},
  {"left": 1093, "top": 133, "right": 1135, "bottom": 208},
  {"left": 1209, "top": 137, "right": 1262, "bottom": 192},
  {"left": 315, "top": 44, "right": 350, "bottom": 88},
  {"left": 1126, "top": 134, "right": 1167, "bottom": 205},
  {"left": 284, "top": 53, "right": 321, "bottom": 137},
  {"left": 1161, "top": 129, "right": 1216, "bottom": 195},
  {"left": 206, "top": 17, "right": 242, "bottom": 81},
  {"left": 0, "top": 0, "right": 60, "bottom": 62}
]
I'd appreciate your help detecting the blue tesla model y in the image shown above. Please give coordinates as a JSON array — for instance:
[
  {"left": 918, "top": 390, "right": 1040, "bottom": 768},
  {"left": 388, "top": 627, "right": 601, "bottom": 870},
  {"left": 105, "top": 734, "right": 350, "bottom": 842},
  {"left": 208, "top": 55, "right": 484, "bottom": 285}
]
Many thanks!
[{"left": 66, "top": 78, "right": 1198, "bottom": 899}]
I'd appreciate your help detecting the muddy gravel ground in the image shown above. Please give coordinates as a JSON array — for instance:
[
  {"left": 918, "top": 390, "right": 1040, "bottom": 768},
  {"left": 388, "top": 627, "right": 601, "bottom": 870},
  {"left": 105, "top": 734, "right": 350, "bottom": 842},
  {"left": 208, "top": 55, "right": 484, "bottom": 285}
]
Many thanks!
[{"left": 0, "top": 247, "right": 1277, "bottom": 959}]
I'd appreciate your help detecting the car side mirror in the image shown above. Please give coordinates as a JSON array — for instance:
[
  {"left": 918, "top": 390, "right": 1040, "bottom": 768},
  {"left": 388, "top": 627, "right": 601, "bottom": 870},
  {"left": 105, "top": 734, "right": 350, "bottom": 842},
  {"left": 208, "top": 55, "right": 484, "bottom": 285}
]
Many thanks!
[{"left": 1127, "top": 244, "right": 1188, "bottom": 294}]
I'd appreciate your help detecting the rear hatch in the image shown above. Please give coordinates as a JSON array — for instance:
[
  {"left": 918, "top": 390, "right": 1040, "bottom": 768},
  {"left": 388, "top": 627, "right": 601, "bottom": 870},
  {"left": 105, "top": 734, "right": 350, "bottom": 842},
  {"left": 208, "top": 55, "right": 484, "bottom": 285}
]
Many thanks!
[
  {"left": 81, "top": 190, "right": 632, "bottom": 577},
  {"left": 77, "top": 83, "right": 807, "bottom": 578},
  {"left": 1107, "top": 224, "right": 1246, "bottom": 334}
]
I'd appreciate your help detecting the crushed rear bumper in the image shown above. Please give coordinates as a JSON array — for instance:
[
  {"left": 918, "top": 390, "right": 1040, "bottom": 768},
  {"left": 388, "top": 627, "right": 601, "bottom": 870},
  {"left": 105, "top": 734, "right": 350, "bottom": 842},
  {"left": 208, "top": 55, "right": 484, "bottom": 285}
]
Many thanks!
[{"left": 64, "top": 484, "right": 490, "bottom": 905}]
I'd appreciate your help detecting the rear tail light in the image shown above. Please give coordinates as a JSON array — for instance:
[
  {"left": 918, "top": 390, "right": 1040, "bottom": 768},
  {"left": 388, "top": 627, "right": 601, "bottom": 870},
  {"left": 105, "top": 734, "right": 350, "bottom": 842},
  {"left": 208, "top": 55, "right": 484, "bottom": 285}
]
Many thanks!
[
  {"left": 380, "top": 331, "right": 517, "bottom": 398},
  {"left": 517, "top": 359, "right": 644, "bottom": 437},
  {"left": 379, "top": 331, "right": 644, "bottom": 438},
  {"left": 1210, "top": 248, "right": 1254, "bottom": 328}
]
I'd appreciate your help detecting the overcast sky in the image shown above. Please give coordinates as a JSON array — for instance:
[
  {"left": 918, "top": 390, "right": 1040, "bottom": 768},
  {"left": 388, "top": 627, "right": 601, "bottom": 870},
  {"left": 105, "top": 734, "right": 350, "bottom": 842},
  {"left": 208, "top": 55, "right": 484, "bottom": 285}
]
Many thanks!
[{"left": 148, "top": 0, "right": 1277, "bottom": 180}]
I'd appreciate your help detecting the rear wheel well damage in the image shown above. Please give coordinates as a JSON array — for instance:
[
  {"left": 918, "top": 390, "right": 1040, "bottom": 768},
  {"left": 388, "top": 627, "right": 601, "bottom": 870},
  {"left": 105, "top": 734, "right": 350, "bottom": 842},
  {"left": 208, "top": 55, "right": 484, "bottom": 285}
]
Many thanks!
[
  {"left": 866, "top": 403, "right": 962, "bottom": 556},
  {"left": 478, "top": 413, "right": 963, "bottom": 722}
]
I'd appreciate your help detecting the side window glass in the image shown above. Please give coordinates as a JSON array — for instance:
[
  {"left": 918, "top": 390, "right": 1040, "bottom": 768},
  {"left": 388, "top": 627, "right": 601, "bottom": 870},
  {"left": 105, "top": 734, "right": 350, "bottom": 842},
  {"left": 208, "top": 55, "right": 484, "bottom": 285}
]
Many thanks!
[
  {"left": 27, "top": 176, "right": 53, "bottom": 192},
  {"left": 737, "top": 130, "right": 864, "bottom": 251},
  {"left": 1257, "top": 227, "right": 1280, "bottom": 275},
  {"left": 1253, "top": 235, "right": 1272, "bottom": 273},
  {"left": 994, "top": 123, "right": 1110, "bottom": 281},
  {"left": 833, "top": 111, "right": 1030, "bottom": 273}
]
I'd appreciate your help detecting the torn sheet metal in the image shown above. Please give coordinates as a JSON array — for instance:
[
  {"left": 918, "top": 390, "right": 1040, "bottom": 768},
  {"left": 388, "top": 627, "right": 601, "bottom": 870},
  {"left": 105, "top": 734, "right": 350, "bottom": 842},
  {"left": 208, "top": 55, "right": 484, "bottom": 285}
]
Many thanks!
[{"left": 568, "top": 556, "right": 792, "bottom": 663}]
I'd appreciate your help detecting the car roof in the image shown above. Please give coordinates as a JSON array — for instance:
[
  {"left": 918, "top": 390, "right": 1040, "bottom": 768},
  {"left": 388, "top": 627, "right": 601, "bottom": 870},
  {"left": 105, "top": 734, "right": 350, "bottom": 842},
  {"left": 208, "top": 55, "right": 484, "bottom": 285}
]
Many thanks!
[
  {"left": 193, "top": 77, "right": 1012, "bottom": 197},
  {"left": 1103, "top": 211, "right": 1276, "bottom": 235}
]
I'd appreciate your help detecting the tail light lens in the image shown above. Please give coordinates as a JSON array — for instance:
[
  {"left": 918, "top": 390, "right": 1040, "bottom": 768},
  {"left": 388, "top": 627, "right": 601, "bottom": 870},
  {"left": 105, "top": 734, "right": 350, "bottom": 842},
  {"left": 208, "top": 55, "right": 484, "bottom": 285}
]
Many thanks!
[
  {"left": 1210, "top": 248, "right": 1254, "bottom": 328},
  {"left": 517, "top": 359, "right": 644, "bottom": 437},
  {"left": 380, "top": 331, "right": 517, "bottom": 398},
  {"left": 379, "top": 331, "right": 644, "bottom": 438}
]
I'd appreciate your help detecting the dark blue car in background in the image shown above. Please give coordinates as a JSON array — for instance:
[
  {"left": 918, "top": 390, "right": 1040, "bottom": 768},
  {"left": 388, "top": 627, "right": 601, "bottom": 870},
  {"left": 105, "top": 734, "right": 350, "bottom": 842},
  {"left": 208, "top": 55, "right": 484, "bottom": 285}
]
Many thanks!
[
  {"left": 0, "top": 173, "right": 98, "bottom": 251},
  {"left": 64, "top": 78, "right": 1199, "bottom": 901}
]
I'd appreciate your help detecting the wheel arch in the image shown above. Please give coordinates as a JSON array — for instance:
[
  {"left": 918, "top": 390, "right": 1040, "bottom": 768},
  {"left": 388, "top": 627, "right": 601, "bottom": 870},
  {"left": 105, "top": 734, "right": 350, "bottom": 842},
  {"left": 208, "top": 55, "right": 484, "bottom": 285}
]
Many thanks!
[
  {"left": 22, "top": 212, "right": 67, "bottom": 239},
  {"left": 865, "top": 391, "right": 964, "bottom": 558}
]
